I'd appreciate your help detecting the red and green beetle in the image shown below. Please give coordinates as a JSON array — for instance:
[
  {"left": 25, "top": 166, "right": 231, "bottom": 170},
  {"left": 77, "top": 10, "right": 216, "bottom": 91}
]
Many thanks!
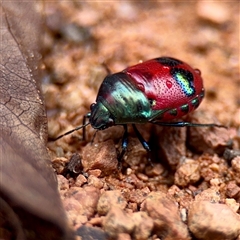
[{"left": 56, "top": 57, "right": 224, "bottom": 160}]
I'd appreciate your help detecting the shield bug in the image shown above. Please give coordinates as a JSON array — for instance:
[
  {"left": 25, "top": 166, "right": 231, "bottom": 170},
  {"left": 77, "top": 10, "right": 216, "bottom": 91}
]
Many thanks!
[{"left": 55, "top": 57, "right": 225, "bottom": 161}]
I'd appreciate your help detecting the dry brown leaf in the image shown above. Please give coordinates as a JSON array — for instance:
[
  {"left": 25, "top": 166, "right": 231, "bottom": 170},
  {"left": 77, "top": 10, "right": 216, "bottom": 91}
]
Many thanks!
[{"left": 0, "top": 2, "right": 73, "bottom": 239}]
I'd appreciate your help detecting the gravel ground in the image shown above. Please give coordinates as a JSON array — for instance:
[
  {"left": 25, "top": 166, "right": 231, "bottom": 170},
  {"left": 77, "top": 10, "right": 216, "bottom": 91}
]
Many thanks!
[{"left": 43, "top": 2, "right": 240, "bottom": 240}]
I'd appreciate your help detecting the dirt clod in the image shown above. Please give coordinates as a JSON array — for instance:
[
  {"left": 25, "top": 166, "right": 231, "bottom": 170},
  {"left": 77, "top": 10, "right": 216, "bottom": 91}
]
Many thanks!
[
  {"left": 97, "top": 190, "right": 127, "bottom": 216},
  {"left": 188, "top": 200, "right": 240, "bottom": 240},
  {"left": 64, "top": 186, "right": 100, "bottom": 224},
  {"left": 102, "top": 207, "right": 135, "bottom": 238},
  {"left": 174, "top": 158, "right": 201, "bottom": 187},
  {"left": 82, "top": 140, "right": 118, "bottom": 176},
  {"left": 132, "top": 211, "right": 154, "bottom": 240},
  {"left": 141, "top": 192, "right": 190, "bottom": 239}
]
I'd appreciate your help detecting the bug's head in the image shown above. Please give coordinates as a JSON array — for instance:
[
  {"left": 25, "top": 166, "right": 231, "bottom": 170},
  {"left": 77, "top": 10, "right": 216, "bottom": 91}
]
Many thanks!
[{"left": 89, "top": 102, "right": 114, "bottom": 130}]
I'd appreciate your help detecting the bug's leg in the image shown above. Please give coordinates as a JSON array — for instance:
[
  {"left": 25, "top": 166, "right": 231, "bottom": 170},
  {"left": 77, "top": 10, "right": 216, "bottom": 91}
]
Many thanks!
[
  {"left": 118, "top": 124, "right": 128, "bottom": 163},
  {"left": 82, "top": 112, "right": 91, "bottom": 140},
  {"left": 152, "top": 121, "right": 226, "bottom": 128},
  {"left": 90, "top": 130, "right": 98, "bottom": 145},
  {"left": 132, "top": 124, "right": 153, "bottom": 166}
]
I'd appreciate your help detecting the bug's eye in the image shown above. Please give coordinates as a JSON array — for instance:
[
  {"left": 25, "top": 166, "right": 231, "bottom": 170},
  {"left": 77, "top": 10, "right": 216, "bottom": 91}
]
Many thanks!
[
  {"left": 148, "top": 99, "right": 156, "bottom": 106},
  {"left": 90, "top": 103, "right": 96, "bottom": 111},
  {"left": 107, "top": 118, "right": 114, "bottom": 127}
]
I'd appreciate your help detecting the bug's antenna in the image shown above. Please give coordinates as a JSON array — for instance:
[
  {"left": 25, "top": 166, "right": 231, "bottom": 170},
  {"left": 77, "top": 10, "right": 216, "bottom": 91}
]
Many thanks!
[{"left": 54, "top": 122, "right": 91, "bottom": 141}]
